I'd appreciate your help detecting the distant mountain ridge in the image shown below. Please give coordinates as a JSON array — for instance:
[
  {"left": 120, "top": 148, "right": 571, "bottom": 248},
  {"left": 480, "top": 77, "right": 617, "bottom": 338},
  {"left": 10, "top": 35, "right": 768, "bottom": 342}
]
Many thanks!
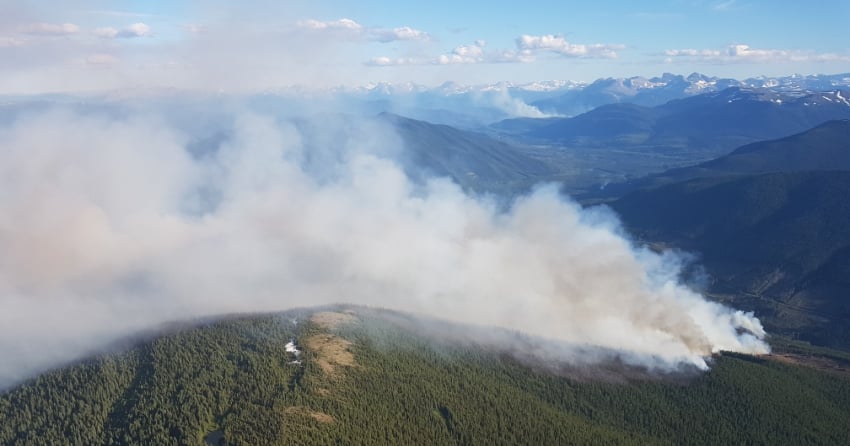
[
  {"left": 496, "top": 88, "right": 850, "bottom": 165},
  {"left": 295, "top": 72, "right": 850, "bottom": 118},
  {"left": 518, "top": 88, "right": 850, "bottom": 141},
  {"left": 592, "top": 119, "right": 850, "bottom": 198},
  {"left": 531, "top": 72, "right": 850, "bottom": 115},
  {"left": 256, "top": 72, "right": 850, "bottom": 104},
  {"left": 257, "top": 72, "right": 850, "bottom": 121}
]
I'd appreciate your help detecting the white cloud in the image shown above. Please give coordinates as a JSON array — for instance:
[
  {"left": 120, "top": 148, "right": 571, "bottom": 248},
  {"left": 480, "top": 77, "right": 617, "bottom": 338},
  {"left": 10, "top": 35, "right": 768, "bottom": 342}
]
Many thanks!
[
  {"left": 370, "top": 26, "right": 430, "bottom": 43},
  {"left": 517, "top": 34, "right": 623, "bottom": 59},
  {"left": 18, "top": 23, "right": 80, "bottom": 36},
  {"left": 663, "top": 44, "right": 850, "bottom": 64},
  {"left": 297, "top": 18, "right": 363, "bottom": 32},
  {"left": 438, "top": 40, "right": 487, "bottom": 64},
  {"left": 728, "top": 44, "right": 790, "bottom": 60},
  {"left": 365, "top": 56, "right": 420, "bottom": 66},
  {"left": 368, "top": 40, "right": 532, "bottom": 66},
  {"left": 297, "top": 18, "right": 429, "bottom": 43},
  {"left": 95, "top": 23, "right": 151, "bottom": 39},
  {"left": 119, "top": 22, "right": 151, "bottom": 38},
  {"left": 365, "top": 56, "right": 394, "bottom": 66},
  {"left": 94, "top": 27, "right": 119, "bottom": 38},
  {"left": 368, "top": 35, "right": 619, "bottom": 67},
  {"left": 664, "top": 48, "right": 722, "bottom": 57}
]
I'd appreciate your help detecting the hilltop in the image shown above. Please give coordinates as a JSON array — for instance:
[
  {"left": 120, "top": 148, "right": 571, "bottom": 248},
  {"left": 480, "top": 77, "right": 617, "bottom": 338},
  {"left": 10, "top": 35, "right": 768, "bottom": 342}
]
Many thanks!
[{"left": 2, "top": 307, "right": 850, "bottom": 445}]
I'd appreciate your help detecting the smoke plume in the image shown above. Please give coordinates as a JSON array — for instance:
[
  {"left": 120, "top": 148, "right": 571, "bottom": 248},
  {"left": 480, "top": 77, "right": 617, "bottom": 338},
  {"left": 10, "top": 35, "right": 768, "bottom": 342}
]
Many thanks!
[{"left": 0, "top": 103, "right": 767, "bottom": 389}]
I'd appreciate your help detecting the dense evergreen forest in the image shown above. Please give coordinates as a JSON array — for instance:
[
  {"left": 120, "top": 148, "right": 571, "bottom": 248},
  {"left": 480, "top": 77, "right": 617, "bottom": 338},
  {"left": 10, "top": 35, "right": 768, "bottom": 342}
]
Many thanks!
[{"left": 2, "top": 307, "right": 850, "bottom": 445}]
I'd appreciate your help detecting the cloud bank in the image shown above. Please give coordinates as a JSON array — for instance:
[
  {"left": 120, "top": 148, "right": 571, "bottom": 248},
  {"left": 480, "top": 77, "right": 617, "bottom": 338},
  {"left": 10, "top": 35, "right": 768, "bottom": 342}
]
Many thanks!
[
  {"left": 297, "top": 18, "right": 430, "bottom": 43},
  {"left": 664, "top": 44, "right": 850, "bottom": 64},
  {"left": 0, "top": 102, "right": 768, "bottom": 389},
  {"left": 516, "top": 35, "right": 623, "bottom": 59},
  {"left": 94, "top": 22, "right": 151, "bottom": 39},
  {"left": 369, "top": 35, "right": 623, "bottom": 66}
]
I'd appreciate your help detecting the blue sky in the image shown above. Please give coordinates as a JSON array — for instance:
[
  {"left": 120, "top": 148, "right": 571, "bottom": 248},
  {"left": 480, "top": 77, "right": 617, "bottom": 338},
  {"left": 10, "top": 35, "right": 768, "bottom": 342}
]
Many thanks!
[{"left": 1, "top": 0, "right": 849, "bottom": 93}]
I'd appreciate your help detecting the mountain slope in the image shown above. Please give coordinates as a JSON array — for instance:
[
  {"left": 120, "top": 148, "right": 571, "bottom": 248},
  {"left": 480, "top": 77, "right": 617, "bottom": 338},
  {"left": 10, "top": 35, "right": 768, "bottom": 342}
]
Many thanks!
[
  {"left": 2, "top": 308, "right": 850, "bottom": 446},
  {"left": 683, "top": 119, "right": 850, "bottom": 175},
  {"left": 505, "top": 89, "right": 850, "bottom": 160},
  {"left": 592, "top": 119, "right": 850, "bottom": 198},
  {"left": 610, "top": 171, "right": 850, "bottom": 348},
  {"left": 378, "top": 113, "right": 561, "bottom": 193}
]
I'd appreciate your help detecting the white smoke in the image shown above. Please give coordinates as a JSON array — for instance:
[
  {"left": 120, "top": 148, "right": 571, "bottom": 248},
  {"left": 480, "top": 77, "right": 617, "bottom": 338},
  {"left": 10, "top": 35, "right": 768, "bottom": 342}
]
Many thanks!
[
  {"left": 0, "top": 104, "right": 767, "bottom": 388},
  {"left": 473, "top": 87, "right": 560, "bottom": 119}
]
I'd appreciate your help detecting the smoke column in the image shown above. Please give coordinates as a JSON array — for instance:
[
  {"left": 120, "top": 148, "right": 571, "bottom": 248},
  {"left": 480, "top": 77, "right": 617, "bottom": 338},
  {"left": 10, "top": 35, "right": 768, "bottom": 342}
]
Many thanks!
[{"left": 0, "top": 105, "right": 768, "bottom": 389}]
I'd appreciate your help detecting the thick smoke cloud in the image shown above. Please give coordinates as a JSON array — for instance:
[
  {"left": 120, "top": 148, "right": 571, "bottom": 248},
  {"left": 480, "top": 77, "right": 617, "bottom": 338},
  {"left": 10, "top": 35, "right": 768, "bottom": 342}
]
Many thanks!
[{"left": 0, "top": 104, "right": 768, "bottom": 388}]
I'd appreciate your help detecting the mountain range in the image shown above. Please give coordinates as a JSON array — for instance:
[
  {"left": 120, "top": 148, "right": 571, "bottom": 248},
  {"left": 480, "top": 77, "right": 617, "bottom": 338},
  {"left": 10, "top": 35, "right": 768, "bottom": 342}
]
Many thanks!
[
  {"left": 270, "top": 72, "right": 850, "bottom": 126},
  {"left": 530, "top": 72, "right": 850, "bottom": 116},
  {"left": 499, "top": 88, "right": 850, "bottom": 152},
  {"left": 269, "top": 72, "right": 850, "bottom": 107}
]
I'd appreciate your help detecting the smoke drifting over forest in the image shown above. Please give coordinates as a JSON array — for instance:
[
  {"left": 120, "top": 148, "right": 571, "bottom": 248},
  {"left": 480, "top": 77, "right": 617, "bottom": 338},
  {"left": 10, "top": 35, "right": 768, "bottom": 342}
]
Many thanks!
[{"left": 0, "top": 104, "right": 768, "bottom": 389}]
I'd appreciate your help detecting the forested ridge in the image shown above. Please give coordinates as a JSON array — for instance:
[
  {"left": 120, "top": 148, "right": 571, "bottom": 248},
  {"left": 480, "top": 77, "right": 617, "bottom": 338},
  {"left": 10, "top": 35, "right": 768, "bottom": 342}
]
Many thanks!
[
  {"left": 2, "top": 308, "right": 850, "bottom": 445},
  {"left": 611, "top": 171, "right": 850, "bottom": 350}
]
